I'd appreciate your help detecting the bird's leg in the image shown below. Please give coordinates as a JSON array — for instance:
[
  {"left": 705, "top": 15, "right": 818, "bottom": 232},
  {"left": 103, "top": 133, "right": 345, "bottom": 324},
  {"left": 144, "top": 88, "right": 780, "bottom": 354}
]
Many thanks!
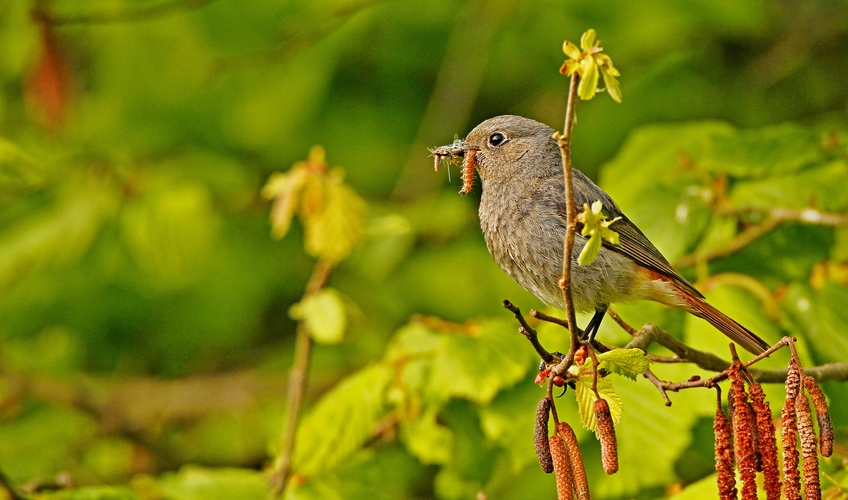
[{"left": 581, "top": 307, "right": 607, "bottom": 343}]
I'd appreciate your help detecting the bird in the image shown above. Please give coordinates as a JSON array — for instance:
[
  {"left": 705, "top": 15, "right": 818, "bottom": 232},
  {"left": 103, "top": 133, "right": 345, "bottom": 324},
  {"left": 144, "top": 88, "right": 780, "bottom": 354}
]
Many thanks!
[{"left": 434, "top": 115, "right": 770, "bottom": 355}]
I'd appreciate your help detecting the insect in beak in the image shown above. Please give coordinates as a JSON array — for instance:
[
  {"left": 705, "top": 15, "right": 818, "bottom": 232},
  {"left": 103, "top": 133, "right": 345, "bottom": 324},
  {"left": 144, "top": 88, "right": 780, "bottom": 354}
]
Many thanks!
[{"left": 430, "top": 139, "right": 480, "bottom": 195}]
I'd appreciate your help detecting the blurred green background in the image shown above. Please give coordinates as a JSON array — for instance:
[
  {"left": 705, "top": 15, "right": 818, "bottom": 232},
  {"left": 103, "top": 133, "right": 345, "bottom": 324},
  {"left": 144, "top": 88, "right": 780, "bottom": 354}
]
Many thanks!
[{"left": 2, "top": 0, "right": 848, "bottom": 499}]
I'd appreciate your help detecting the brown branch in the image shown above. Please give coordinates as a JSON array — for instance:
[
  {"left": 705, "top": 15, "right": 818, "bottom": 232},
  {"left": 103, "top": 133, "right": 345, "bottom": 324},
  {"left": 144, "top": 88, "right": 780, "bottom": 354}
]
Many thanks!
[
  {"left": 659, "top": 338, "right": 794, "bottom": 392},
  {"left": 622, "top": 326, "right": 848, "bottom": 404},
  {"left": 503, "top": 300, "right": 554, "bottom": 363},
  {"left": 674, "top": 206, "right": 848, "bottom": 269},
  {"left": 626, "top": 323, "right": 729, "bottom": 372},
  {"left": 643, "top": 368, "right": 673, "bottom": 406},
  {"left": 552, "top": 72, "right": 581, "bottom": 377},
  {"left": 606, "top": 307, "right": 638, "bottom": 336},
  {"left": 269, "top": 259, "right": 334, "bottom": 498},
  {"left": 32, "top": 0, "right": 218, "bottom": 26},
  {"left": 674, "top": 217, "right": 781, "bottom": 268}
]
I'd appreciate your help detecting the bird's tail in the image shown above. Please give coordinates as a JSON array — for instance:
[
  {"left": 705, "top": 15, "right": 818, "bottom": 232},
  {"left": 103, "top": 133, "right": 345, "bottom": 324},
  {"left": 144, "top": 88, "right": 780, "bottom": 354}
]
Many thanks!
[{"left": 673, "top": 285, "right": 770, "bottom": 355}]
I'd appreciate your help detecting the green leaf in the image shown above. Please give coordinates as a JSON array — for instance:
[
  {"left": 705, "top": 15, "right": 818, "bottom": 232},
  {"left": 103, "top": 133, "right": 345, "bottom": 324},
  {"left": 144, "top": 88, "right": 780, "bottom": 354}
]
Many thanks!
[
  {"left": 400, "top": 406, "right": 453, "bottom": 465},
  {"left": 592, "top": 363, "right": 714, "bottom": 498},
  {"left": 577, "top": 201, "right": 621, "bottom": 265},
  {"left": 782, "top": 282, "right": 848, "bottom": 365},
  {"left": 478, "top": 376, "right": 588, "bottom": 472},
  {"left": 573, "top": 363, "right": 621, "bottom": 434},
  {"left": 303, "top": 172, "right": 367, "bottom": 263},
  {"left": 262, "top": 167, "right": 309, "bottom": 240},
  {"left": 289, "top": 288, "right": 347, "bottom": 344},
  {"left": 120, "top": 183, "right": 219, "bottom": 283},
  {"left": 562, "top": 40, "right": 581, "bottom": 60},
  {"left": 596, "top": 348, "right": 651, "bottom": 381},
  {"left": 429, "top": 319, "right": 535, "bottom": 405},
  {"left": 578, "top": 232, "right": 603, "bottom": 265},
  {"left": 0, "top": 136, "right": 44, "bottom": 192},
  {"left": 705, "top": 123, "right": 824, "bottom": 178},
  {"left": 0, "top": 181, "right": 118, "bottom": 293},
  {"left": 155, "top": 465, "right": 268, "bottom": 500},
  {"left": 580, "top": 29, "right": 596, "bottom": 51},
  {"left": 293, "top": 364, "right": 392, "bottom": 476},
  {"left": 599, "top": 64, "right": 622, "bottom": 103},
  {"left": 729, "top": 160, "right": 848, "bottom": 213}
]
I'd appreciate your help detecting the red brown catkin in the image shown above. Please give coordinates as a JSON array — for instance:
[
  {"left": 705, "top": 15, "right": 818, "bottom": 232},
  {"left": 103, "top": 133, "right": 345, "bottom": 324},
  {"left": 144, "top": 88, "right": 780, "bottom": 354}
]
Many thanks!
[
  {"left": 594, "top": 398, "right": 618, "bottom": 474},
  {"left": 728, "top": 362, "right": 757, "bottom": 500},
  {"left": 782, "top": 360, "right": 802, "bottom": 500},
  {"left": 535, "top": 398, "right": 554, "bottom": 473},
  {"left": 714, "top": 401, "right": 737, "bottom": 500},
  {"left": 803, "top": 376, "right": 833, "bottom": 457},
  {"left": 458, "top": 149, "right": 477, "bottom": 195},
  {"left": 549, "top": 434, "right": 574, "bottom": 500},
  {"left": 796, "top": 391, "right": 821, "bottom": 500},
  {"left": 558, "top": 422, "right": 590, "bottom": 500},
  {"left": 748, "top": 382, "right": 780, "bottom": 500}
]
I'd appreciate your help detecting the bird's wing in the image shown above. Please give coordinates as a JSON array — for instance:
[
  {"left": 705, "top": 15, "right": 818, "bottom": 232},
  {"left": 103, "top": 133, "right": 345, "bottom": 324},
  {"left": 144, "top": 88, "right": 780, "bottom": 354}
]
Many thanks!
[
  {"left": 602, "top": 216, "right": 705, "bottom": 299},
  {"left": 557, "top": 168, "right": 703, "bottom": 299}
]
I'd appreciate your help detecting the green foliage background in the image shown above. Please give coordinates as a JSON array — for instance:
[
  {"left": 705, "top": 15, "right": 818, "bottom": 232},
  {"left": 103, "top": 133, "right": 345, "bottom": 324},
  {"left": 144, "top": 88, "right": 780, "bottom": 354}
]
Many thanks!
[{"left": 1, "top": 0, "right": 848, "bottom": 498}]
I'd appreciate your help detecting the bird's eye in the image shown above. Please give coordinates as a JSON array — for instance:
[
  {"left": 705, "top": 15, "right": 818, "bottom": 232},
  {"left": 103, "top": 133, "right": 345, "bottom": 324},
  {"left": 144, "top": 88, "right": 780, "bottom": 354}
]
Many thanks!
[{"left": 488, "top": 132, "right": 506, "bottom": 147}]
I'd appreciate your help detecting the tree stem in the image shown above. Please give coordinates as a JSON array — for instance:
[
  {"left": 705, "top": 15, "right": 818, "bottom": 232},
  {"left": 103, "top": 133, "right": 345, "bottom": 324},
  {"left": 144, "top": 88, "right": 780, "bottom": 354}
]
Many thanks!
[
  {"left": 553, "top": 72, "right": 581, "bottom": 375},
  {"left": 269, "top": 259, "right": 334, "bottom": 498}
]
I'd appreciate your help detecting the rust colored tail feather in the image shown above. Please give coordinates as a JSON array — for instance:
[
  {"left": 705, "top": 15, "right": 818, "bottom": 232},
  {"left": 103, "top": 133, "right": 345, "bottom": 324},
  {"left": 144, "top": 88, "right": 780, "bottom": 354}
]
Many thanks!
[{"left": 674, "top": 285, "right": 770, "bottom": 355}]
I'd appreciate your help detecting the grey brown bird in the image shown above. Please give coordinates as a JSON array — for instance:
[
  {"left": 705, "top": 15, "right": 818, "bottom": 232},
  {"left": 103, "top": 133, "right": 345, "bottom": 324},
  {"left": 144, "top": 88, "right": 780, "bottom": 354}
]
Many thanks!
[{"left": 433, "top": 115, "right": 769, "bottom": 355}]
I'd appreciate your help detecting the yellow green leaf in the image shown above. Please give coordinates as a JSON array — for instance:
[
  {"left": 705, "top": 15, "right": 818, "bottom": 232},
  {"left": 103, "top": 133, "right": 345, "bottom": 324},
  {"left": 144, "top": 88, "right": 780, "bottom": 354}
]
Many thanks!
[
  {"left": 289, "top": 288, "right": 347, "bottom": 344},
  {"left": 261, "top": 167, "right": 308, "bottom": 240},
  {"left": 574, "top": 362, "right": 622, "bottom": 435},
  {"left": 580, "top": 29, "right": 597, "bottom": 51},
  {"left": 576, "top": 201, "right": 621, "bottom": 265},
  {"left": 562, "top": 40, "right": 581, "bottom": 60},
  {"left": 578, "top": 232, "right": 603, "bottom": 266},
  {"left": 597, "top": 348, "right": 651, "bottom": 381},
  {"left": 303, "top": 173, "right": 367, "bottom": 262},
  {"left": 577, "top": 56, "right": 599, "bottom": 100},
  {"left": 600, "top": 65, "right": 623, "bottom": 103}
]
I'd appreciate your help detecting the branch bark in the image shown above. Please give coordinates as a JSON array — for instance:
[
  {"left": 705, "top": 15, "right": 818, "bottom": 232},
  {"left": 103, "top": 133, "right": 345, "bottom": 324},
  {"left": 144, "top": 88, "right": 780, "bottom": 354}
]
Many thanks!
[
  {"left": 552, "top": 72, "right": 581, "bottom": 376},
  {"left": 269, "top": 259, "right": 334, "bottom": 498}
]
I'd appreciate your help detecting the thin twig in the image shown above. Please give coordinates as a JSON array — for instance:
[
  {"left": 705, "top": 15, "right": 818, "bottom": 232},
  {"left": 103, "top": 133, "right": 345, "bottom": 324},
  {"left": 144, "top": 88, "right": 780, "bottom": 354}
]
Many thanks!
[
  {"left": 269, "top": 260, "right": 334, "bottom": 499},
  {"left": 643, "top": 369, "right": 672, "bottom": 406},
  {"left": 503, "top": 300, "right": 554, "bottom": 363},
  {"left": 531, "top": 309, "right": 586, "bottom": 337},
  {"left": 659, "top": 337, "right": 793, "bottom": 392},
  {"left": 674, "top": 206, "right": 848, "bottom": 268},
  {"left": 606, "top": 308, "right": 638, "bottom": 336},
  {"left": 552, "top": 72, "right": 581, "bottom": 377}
]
